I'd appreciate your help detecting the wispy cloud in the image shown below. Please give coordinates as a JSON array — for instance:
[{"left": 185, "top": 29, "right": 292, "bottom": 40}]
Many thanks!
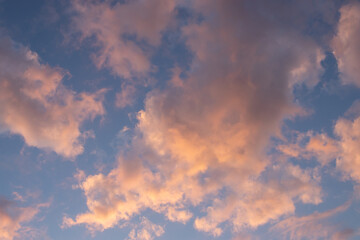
[{"left": 271, "top": 200, "right": 353, "bottom": 240}]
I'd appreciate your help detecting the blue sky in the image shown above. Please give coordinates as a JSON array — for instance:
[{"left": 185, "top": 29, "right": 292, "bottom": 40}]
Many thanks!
[{"left": 1, "top": 0, "right": 360, "bottom": 239}]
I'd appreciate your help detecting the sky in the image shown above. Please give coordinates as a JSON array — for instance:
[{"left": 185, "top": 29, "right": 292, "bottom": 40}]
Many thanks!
[{"left": 0, "top": 0, "right": 360, "bottom": 239}]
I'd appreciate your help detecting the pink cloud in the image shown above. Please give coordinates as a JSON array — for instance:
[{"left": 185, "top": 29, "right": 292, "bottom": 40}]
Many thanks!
[
  {"left": 272, "top": 200, "right": 352, "bottom": 240},
  {"left": 116, "top": 84, "right": 137, "bottom": 108},
  {"left": 71, "top": 0, "right": 176, "bottom": 80},
  {"left": 335, "top": 114, "right": 360, "bottom": 182},
  {"left": 0, "top": 197, "right": 49, "bottom": 240},
  {"left": 332, "top": 2, "right": 360, "bottom": 87},
  {"left": 278, "top": 100, "right": 360, "bottom": 185},
  {"left": 127, "top": 217, "right": 164, "bottom": 240},
  {"left": 63, "top": 0, "right": 333, "bottom": 237},
  {"left": 278, "top": 131, "right": 340, "bottom": 166},
  {"left": 0, "top": 37, "right": 105, "bottom": 157}
]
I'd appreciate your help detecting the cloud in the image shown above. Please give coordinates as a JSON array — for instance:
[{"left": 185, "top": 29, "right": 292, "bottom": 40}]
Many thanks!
[
  {"left": 127, "top": 217, "right": 164, "bottom": 240},
  {"left": 334, "top": 111, "right": 360, "bottom": 182},
  {"left": 64, "top": 0, "right": 330, "bottom": 236},
  {"left": 278, "top": 99, "right": 360, "bottom": 185},
  {"left": 277, "top": 131, "right": 340, "bottom": 165},
  {"left": 0, "top": 36, "right": 105, "bottom": 157},
  {"left": 193, "top": 163, "right": 322, "bottom": 236},
  {"left": 116, "top": 83, "right": 137, "bottom": 108},
  {"left": 70, "top": 0, "right": 176, "bottom": 80},
  {"left": 331, "top": 228, "right": 358, "bottom": 240},
  {"left": 332, "top": 1, "right": 360, "bottom": 86},
  {"left": 0, "top": 197, "right": 49, "bottom": 240},
  {"left": 271, "top": 200, "right": 352, "bottom": 240}
]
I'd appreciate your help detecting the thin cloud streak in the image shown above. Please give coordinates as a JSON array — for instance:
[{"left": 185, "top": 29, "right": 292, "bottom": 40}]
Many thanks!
[{"left": 271, "top": 200, "right": 353, "bottom": 240}]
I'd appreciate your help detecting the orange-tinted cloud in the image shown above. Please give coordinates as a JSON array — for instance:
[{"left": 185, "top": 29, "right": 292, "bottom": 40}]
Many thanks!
[
  {"left": 278, "top": 131, "right": 340, "bottom": 165},
  {"left": 127, "top": 217, "right": 164, "bottom": 240},
  {"left": 335, "top": 114, "right": 360, "bottom": 182},
  {"left": 0, "top": 197, "right": 48, "bottom": 240},
  {"left": 116, "top": 84, "right": 137, "bottom": 108},
  {"left": 71, "top": 0, "right": 176, "bottom": 79},
  {"left": 279, "top": 101, "right": 360, "bottom": 185},
  {"left": 272, "top": 200, "right": 353, "bottom": 240},
  {"left": 0, "top": 37, "right": 104, "bottom": 157},
  {"left": 332, "top": 1, "right": 360, "bottom": 87},
  {"left": 64, "top": 0, "right": 330, "bottom": 236}
]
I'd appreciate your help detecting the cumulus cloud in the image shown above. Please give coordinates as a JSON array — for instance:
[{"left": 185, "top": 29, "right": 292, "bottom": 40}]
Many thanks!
[
  {"left": 193, "top": 163, "right": 322, "bottom": 236},
  {"left": 0, "top": 36, "right": 104, "bottom": 157},
  {"left": 64, "top": 0, "right": 330, "bottom": 237},
  {"left": 278, "top": 99, "right": 360, "bottom": 185},
  {"left": 324, "top": 2, "right": 360, "bottom": 183},
  {"left": 271, "top": 200, "right": 353, "bottom": 240},
  {"left": 127, "top": 217, "right": 164, "bottom": 240},
  {"left": 70, "top": 0, "right": 176, "bottom": 80},
  {"left": 277, "top": 131, "right": 340, "bottom": 165},
  {"left": 0, "top": 197, "right": 48, "bottom": 240},
  {"left": 334, "top": 111, "right": 360, "bottom": 182},
  {"left": 332, "top": 1, "right": 360, "bottom": 86}
]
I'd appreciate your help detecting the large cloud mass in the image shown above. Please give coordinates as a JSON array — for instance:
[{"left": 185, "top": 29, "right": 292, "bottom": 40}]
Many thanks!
[
  {"left": 0, "top": 37, "right": 104, "bottom": 157},
  {"left": 63, "top": 0, "right": 328, "bottom": 236}
]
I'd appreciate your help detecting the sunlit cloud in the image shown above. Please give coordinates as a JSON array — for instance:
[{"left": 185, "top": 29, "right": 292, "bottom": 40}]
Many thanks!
[
  {"left": 0, "top": 36, "right": 105, "bottom": 158},
  {"left": 1, "top": 0, "right": 360, "bottom": 239},
  {"left": 277, "top": 131, "right": 340, "bottom": 166},
  {"left": 0, "top": 196, "right": 49, "bottom": 240},
  {"left": 335, "top": 109, "right": 360, "bottom": 183},
  {"left": 127, "top": 217, "right": 164, "bottom": 240},
  {"left": 271, "top": 200, "right": 353, "bottom": 240},
  {"left": 70, "top": 0, "right": 176, "bottom": 80},
  {"left": 63, "top": 0, "right": 328, "bottom": 236},
  {"left": 332, "top": 1, "right": 360, "bottom": 87}
]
